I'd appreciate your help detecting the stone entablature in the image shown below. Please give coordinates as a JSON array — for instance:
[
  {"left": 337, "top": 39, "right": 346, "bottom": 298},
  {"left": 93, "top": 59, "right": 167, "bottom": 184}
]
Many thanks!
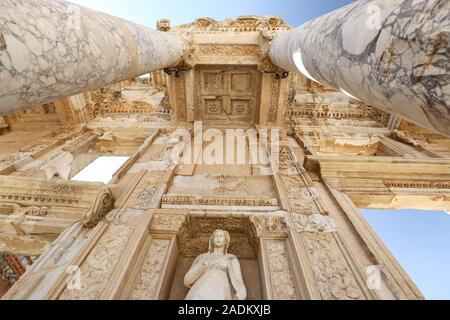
[
  {"left": 0, "top": 175, "right": 113, "bottom": 257},
  {"left": 307, "top": 156, "right": 450, "bottom": 212}
]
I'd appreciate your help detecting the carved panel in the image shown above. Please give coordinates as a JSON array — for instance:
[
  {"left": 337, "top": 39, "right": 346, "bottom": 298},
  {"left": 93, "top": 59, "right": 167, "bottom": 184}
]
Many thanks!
[
  {"left": 231, "top": 73, "right": 252, "bottom": 93},
  {"left": 265, "top": 240, "right": 298, "bottom": 300},
  {"left": 202, "top": 72, "right": 223, "bottom": 94},
  {"left": 162, "top": 195, "right": 278, "bottom": 209},
  {"left": 59, "top": 225, "right": 133, "bottom": 300},
  {"left": 302, "top": 232, "right": 364, "bottom": 300},
  {"left": 150, "top": 214, "right": 186, "bottom": 233},
  {"left": 231, "top": 99, "right": 251, "bottom": 120},
  {"left": 267, "top": 78, "right": 280, "bottom": 123},
  {"left": 276, "top": 144, "right": 328, "bottom": 215},
  {"left": 125, "top": 172, "right": 166, "bottom": 210},
  {"left": 131, "top": 239, "right": 171, "bottom": 300},
  {"left": 286, "top": 213, "right": 337, "bottom": 233},
  {"left": 204, "top": 99, "right": 224, "bottom": 118},
  {"left": 198, "top": 45, "right": 259, "bottom": 57},
  {"left": 197, "top": 67, "right": 258, "bottom": 123},
  {"left": 175, "top": 76, "right": 187, "bottom": 121}
]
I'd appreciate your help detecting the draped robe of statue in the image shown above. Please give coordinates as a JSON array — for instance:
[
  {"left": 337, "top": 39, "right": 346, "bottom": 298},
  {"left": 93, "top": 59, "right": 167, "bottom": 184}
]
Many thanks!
[{"left": 184, "top": 231, "right": 247, "bottom": 300}]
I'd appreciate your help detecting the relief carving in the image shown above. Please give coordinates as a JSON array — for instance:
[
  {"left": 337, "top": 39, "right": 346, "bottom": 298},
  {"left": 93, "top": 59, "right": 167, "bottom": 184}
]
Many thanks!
[
  {"left": 82, "top": 188, "right": 114, "bottom": 228},
  {"left": 384, "top": 180, "right": 450, "bottom": 190},
  {"left": 16, "top": 206, "right": 50, "bottom": 217},
  {"left": 150, "top": 214, "right": 186, "bottom": 233},
  {"left": 276, "top": 145, "right": 328, "bottom": 215},
  {"left": 175, "top": 76, "right": 187, "bottom": 121},
  {"left": 162, "top": 195, "right": 278, "bottom": 208},
  {"left": 131, "top": 239, "right": 171, "bottom": 300},
  {"left": 265, "top": 240, "right": 298, "bottom": 300},
  {"left": 249, "top": 213, "right": 288, "bottom": 237},
  {"left": 59, "top": 225, "right": 133, "bottom": 300},
  {"left": 203, "top": 73, "right": 223, "bottom": 92},
  {"left": 267, "top": 78, "right": 280, "bottom": 123},
  {"left": 127, "top": 172, "right": 166, "bottom": 210},
  {"left": 198, "top": 45, "right": 259, "bottom": 57},
  {"left": 302, "top": 232, "right": 364, "bottom": 300},
  {"left": 136, "top": 186, "right": 160, "bottom": 209},
  {"left": 286, "top": 213, "right": 337, "bottom": 233}
]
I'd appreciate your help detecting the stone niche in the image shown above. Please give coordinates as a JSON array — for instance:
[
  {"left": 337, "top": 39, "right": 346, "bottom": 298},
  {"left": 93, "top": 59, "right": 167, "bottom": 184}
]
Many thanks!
[{"left": 168, "top": 214, "right": 262, "bottom": 300}]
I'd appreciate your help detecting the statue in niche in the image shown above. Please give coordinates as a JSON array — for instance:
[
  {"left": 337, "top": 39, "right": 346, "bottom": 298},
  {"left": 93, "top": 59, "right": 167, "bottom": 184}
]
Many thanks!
[{"left": 184, "top": 229, "right": 247, "bottom": 300}]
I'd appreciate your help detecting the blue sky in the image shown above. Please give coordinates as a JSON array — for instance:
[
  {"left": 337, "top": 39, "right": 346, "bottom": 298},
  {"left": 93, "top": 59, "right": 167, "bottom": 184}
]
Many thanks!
[
  {"left": 65, "top": 0, "right": 450, "bottom": 300},
  {"left": 67, "top": 0, "right": 354, "bottom": 28},
  {"left": 362, "top": 209, "right": 450, "bottom": 300}
]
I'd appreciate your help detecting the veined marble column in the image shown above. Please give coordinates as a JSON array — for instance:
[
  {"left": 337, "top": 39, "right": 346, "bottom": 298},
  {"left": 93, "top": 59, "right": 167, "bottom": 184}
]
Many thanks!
[
  {"left": 0, "top": 0, "right": 184, "bottom": 115},
  {"left": 270, "top": 0, "right": 450, "bottom": 137}
]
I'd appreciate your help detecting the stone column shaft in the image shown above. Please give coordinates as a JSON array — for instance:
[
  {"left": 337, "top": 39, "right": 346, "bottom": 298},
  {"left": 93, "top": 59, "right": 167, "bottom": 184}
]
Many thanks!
[
  {"left": 0, "top": 0, "right": 184, "bottom": 115},
  {"left": 270, "top": 0, "right": 450, "bottom": 137}
]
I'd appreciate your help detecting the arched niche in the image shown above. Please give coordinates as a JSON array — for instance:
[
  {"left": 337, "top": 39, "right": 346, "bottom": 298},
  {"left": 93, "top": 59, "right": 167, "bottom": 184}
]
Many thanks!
[{"left": 168, "top": 213, "right": 261, "bottom": 300}]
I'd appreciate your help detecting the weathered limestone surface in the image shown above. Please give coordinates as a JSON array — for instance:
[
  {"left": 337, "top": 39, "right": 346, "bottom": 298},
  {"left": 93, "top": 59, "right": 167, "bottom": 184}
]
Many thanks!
[
  {"left": 270, "top": 0, "right": 450, "bottom": 137},
  {"left": 0, "top": 0, "right": 184, "bottom": 115}
]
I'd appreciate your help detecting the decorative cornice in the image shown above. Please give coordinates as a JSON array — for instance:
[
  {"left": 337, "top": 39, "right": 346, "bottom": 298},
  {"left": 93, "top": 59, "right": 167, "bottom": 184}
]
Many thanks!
[{"left": 174, "top": 16, "right": 291, "bottom": 33}]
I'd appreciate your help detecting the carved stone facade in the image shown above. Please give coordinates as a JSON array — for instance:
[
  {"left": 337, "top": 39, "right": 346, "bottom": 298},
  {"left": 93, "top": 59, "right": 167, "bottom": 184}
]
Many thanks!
[{"left": 0, "top": 11, "right": 448, "bottom": 301}]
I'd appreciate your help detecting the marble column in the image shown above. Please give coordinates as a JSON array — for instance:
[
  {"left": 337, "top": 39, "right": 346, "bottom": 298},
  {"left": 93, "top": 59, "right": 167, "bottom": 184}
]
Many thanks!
[
  {"left": 270, "top": 0, "right": 450, "bottom": 137},
  {"left": 0, "top": 0, "right": 184, "bottom": 115}
]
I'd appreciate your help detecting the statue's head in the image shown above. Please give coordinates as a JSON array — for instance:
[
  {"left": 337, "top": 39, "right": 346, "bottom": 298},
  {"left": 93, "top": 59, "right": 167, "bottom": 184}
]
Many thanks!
[
  {"left": 157, "top": 19, "right": 171, "bottom": 32},
  {"left": 209, "top": 229, "right": 230, "bottom": 254}
]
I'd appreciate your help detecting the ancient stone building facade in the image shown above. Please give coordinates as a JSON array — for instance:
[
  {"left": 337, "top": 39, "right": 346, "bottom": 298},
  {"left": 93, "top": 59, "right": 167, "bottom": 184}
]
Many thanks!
[{"left": 0, "top": 0, "right": 449, "bottom": 300}]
